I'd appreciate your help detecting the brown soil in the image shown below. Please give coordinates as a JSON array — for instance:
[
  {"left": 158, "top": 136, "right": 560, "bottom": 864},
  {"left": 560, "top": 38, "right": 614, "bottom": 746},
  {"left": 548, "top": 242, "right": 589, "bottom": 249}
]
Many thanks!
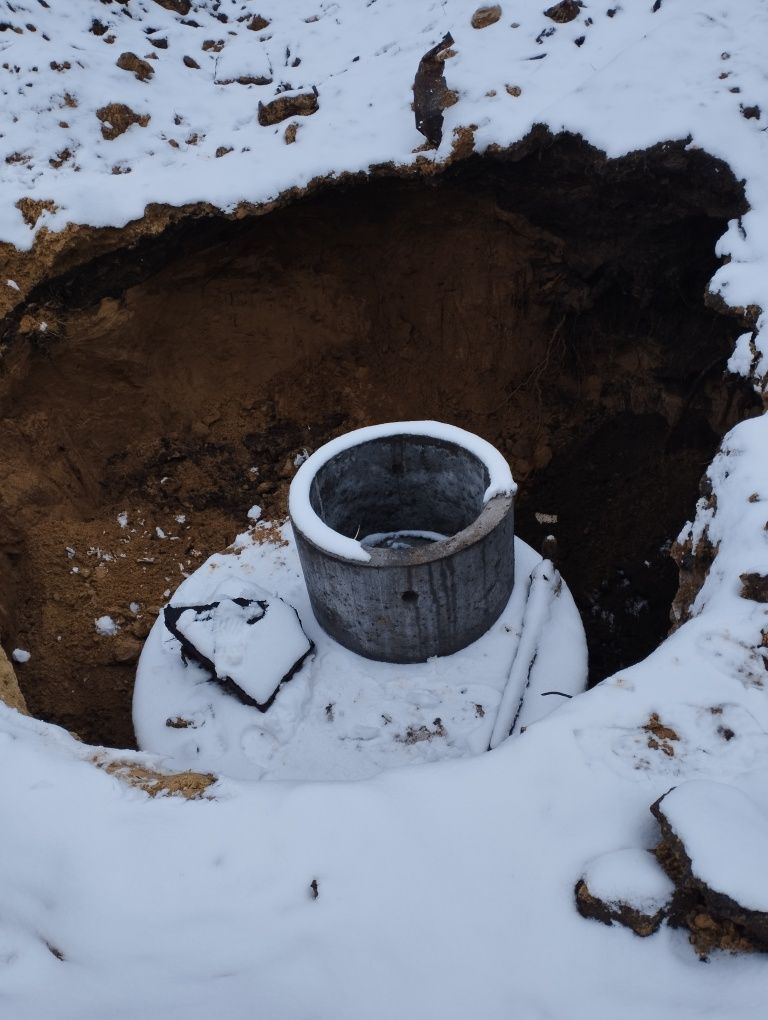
[
  {"left": 471, "top": 6, "right": 502, "bottom": 30},
  {"left": 0, "top": 134, "right": 761, "bottom": 748},
  {"left": 95, "top": 757, "right": 215, "bottom": 799},
  {"left": 740, "top": 572, "right": 768, "bottom": 603},
  {"left": 643, "top": 713, "right": 679, "bottom": 757},
  {"left": 116, "top": 52, "right": 155, "bottom": 83},
  {"left": 0, "top": 645, "right": 28, "bottom": 715},
  {"left": 545, "top": 1, "right": 582, "bottom": 23},
  {"left": 96, "top": 103, "right": 151, "bottom": 141},
  {"left": 257, "top": 90, "right": 318, "bottom": 127}
]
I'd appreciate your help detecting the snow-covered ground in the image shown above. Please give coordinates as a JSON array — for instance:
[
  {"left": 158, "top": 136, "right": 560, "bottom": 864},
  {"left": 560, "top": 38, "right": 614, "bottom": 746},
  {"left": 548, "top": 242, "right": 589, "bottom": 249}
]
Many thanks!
[
  {"left": 2, "top": 491, "right": 768, "bottom": 1018},
  {"left": 1, "top": 0, "right": 768, "bottom": 1016}
]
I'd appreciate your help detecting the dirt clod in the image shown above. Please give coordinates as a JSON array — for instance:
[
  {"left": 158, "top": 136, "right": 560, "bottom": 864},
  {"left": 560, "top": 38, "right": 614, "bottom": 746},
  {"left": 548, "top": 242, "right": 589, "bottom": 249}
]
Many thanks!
[
  {"left": 471, "top": 5, "right": 502, "bottom": 29},
  {"left": 110, "top": 635, "right": 143, "bottom": 664},
  {"left": 166, "top": 716, "right": 195, "bottom": 728},
  {"left": 116, "top": 51, "right": 154, "bottom": 82},
  {"left": 544, "top": 0, "right": 582, "bottom": 22},
  {"left": 575, "top": 877, "right": 666, "bottom": 937},
  {"left": 217, "top": 70, "right": 272, "bottom": 86},
  {"left": 15, "top": 197, "right": 57, "bottom": 227},
  {"left": 96, "top": 103, "right": 150, "bottom": 140},
  {"left": 412, "top": 33, "right": 456, "bottom": 148},
  {"left": 49, "top": 149, "right": 72, "bottom": 170},
  {"left": 652, "top": 790, "right": 768, "bottom": 956},
  {"left": 258, "top": 88, "right": 318, "bottom": 126},
  {"left": 152, "top": 0, "right": 191, "bottom": 14},
  {"left": 396, "top": 718, "right": 446, "bottom": 744},
  {"left": 643, "top": 713, "right": 679, "bottom": 756},
  {"left": 739, "top": 572, "right": 768, "bottom": 603}
]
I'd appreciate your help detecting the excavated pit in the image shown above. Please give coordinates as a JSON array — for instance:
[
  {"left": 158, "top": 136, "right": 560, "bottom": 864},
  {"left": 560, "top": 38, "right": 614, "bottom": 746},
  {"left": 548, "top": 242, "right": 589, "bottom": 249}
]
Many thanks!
[{"left": 0, "top": 135, "right": 761, "bottom": 749}]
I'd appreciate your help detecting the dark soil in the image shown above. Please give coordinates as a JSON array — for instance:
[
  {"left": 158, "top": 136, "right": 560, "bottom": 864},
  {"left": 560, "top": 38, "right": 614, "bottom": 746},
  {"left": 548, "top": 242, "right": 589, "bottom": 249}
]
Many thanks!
[{"left": 0, "top": 132, "right": 760, "bottom": 747}]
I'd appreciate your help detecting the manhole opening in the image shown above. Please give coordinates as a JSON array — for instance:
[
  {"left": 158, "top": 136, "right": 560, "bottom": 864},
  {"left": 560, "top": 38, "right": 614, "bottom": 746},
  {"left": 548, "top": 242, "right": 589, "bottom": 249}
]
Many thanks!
[{"left": 309, "top": 435, "right": 489, "bottom": 546}]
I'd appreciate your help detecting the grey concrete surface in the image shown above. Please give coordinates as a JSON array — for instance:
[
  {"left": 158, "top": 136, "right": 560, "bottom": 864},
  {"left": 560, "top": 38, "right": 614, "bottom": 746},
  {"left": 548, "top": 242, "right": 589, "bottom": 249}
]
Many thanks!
[{"left": 292, "top": 432, "right": 515, "bottom": 662}]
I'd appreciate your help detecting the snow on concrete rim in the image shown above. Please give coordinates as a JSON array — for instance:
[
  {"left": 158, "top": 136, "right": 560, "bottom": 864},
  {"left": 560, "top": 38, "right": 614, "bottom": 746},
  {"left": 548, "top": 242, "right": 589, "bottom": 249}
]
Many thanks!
[{"left": 289, "top": 421, "right": 516, "bottom": 563}]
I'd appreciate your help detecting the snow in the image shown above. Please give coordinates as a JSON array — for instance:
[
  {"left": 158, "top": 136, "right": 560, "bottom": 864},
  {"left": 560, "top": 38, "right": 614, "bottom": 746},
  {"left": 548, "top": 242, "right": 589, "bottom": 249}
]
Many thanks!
[
  {"left": 171, "top": 593, "right": 312, "bottom": 708},
  {"left": 0, "top": 1, "right": 767, "bottom": 1016},
  {"left": 94, "top": 615, "right": 119, "bottom": 637},
  {"left": 4, "top": 613, "right": 768, "bottom": 1019},
  {"left": 11, "top": 648, "right": 30, "bottom": 664},
  {"left": 582, "top": 848, "right": 674, "bottom": 917},
  {"left": 117, "top": 511, "right": 128, "bottom": 529},
  {"left": 213, "top": 35, "right": 273, "bottom": 86},
  {"left": 675, "top": 415, "right": 768, "bottom": 631},
  {"left": 659, "top": 781, "right": 768, "bottom": 913},
  {"left": 246, "top": 504, "right": 262, "bottom": 522},
  {"left": 289, "top": 421, "right": 516, "bottom": 562},
  {"left": 489, "top": 558, "right": 561, "bottom": 748},
  {"left": 133, "top": 526, "right": 586, "bottom": 781}
]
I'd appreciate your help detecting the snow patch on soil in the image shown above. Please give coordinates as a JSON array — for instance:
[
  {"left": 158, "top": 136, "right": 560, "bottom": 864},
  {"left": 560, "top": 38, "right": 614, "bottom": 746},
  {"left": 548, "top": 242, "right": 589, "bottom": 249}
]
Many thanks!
[{"left": 94, "top": 615, "right": 119, "bottom": 637}]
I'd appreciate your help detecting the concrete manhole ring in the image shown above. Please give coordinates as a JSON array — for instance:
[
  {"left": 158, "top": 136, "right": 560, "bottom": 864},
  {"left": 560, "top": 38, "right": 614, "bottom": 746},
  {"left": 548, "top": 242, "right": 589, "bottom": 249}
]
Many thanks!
[{"left": 289, "top": 421, "right": 518, "bottom": 662}]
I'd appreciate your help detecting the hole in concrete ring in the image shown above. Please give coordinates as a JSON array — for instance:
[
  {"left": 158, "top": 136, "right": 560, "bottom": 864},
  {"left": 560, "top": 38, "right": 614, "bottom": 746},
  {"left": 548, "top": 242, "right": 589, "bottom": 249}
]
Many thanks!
[
  {"left": 307, "top": 434, "right": 487, "bottom": 545},
  {"left": 402, "top": 590, "right": 419, "bottom": 603}
]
